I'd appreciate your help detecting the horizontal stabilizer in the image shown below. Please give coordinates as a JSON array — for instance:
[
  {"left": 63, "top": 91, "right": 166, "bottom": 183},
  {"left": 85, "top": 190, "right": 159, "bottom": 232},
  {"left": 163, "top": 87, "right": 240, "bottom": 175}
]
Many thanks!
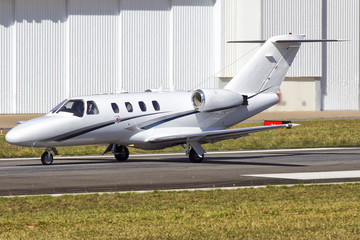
[
  {"left": 228, "top": 39, "right": 348, "bottom": 43},
  {"left": 227, "top": 40, "right": 266, "bottom": 43},
  {"left": 275, "top": 39, "right": 348, "bottom": 43}
]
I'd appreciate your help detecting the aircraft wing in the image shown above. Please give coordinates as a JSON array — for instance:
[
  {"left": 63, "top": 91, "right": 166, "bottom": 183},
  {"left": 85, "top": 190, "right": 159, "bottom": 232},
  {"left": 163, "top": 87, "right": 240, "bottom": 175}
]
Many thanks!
[{"left": 147, "top": 123, "right": 299, "bottom": 145}]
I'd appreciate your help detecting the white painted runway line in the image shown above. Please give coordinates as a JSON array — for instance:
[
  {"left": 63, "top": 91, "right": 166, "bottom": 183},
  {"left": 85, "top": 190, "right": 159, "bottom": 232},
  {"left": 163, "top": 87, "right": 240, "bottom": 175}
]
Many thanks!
[
  {"left": 3, "top": 182, "right": 360, "bottom": 198},
  {"left": 1, "top": 147, "right": 360, "bottom": 161},
  {"left": 245, "top": 170, "right": 360, "bottom": 180}
]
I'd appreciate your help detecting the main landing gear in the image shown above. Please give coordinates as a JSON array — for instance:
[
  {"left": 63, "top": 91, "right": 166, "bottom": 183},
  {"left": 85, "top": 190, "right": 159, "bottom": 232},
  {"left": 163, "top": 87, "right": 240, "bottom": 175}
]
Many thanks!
[
  {"left": 41, "top": 147, "right": 58, "bottom": 165},
  {"left": 183, "top": 142, "right": 205, "bottom": 163},
  {"left": 103, "top": 144, "right": 129, "bottom": 162},
  {"left": 113, "top": 145, "right": 129, "bottom": 161},
  {"left": 181, "top": 139, "right": 205, "bottom": 163},
  {"left": 189, "top": 148, "right": 204, "bottom": 163}
]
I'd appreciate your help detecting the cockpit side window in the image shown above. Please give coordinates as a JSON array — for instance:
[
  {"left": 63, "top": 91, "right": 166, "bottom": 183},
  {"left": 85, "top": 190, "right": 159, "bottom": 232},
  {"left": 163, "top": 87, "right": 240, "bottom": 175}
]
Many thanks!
[
  {"left": 111, "top": 103, "right": 119, "bottom": 113},
  {"left": 125, "top": 102, "right": 133, "bottom": 112},
  {"left": 57, "top": 100, "right": 84, "bottom": 117},
  {"left": 86, "top": 101, "right": 99, "bottom": 115}
]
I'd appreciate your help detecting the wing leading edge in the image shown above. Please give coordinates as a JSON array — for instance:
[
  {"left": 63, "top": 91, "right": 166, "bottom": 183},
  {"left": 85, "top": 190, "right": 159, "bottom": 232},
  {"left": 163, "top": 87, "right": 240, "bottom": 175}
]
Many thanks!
[{"left": 147, "top": 123, "right": 300, "bottom": 145}]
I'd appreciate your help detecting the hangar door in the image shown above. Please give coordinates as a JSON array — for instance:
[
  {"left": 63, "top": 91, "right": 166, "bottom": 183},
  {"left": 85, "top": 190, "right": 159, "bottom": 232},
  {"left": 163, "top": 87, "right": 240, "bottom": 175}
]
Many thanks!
[
  {"left": 0, "top": 0, "right": 217, "bottom": 114},
  {"left": 0, "top": 0, "right": 67, "bottom": 114},
  {"left": 121, "top": 0, "right": 216, "bottom": 92}
]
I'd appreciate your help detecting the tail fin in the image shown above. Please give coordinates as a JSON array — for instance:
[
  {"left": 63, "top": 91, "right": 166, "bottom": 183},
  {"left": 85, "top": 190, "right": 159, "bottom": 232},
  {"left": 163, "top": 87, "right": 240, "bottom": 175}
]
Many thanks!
[{"left": 224, "top": 34, "right": 305, "bottom": 94}]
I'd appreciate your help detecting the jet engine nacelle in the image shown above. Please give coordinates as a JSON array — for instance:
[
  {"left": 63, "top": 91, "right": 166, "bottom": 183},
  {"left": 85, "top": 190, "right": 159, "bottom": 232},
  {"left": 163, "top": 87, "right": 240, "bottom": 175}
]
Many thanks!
[{"left": 191, "top": 89, "right": 245, "bottom": 112}]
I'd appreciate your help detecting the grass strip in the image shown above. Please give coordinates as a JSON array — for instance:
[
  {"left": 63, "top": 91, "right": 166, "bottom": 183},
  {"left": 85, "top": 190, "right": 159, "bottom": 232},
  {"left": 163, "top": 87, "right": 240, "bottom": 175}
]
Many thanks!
[
  {"left": 1, "top": 184, "right": 360, "bottom": 239},
  {"left": 1, "top": 119, "right": 360, "bottom": 158}
]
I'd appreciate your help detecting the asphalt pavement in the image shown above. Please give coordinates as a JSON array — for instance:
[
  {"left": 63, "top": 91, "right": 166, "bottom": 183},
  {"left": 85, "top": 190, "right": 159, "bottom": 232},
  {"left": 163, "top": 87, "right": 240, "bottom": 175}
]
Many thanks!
[{"left": 1, "top": 148, "right": 360, "bottom": 196}]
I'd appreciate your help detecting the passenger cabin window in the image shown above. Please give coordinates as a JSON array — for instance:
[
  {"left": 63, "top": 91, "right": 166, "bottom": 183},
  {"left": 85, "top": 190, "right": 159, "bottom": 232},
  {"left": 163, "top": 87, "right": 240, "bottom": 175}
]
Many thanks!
[
  {"left": 111, "top": 103, "right": 119, "bottom": 113},
  {"left": 125, "top": 102, "right": 133, "bottom": 112},
  {"left": 86, "top": 101, "right": 99, "bottom": 115},
  {"left": 152, "top": 101, "right": 160, "bottom": 111},
  {"left": 139, "top": 101, "right": 147, "bottom": 112},
  {"left": 57, "top": 100, "right": 84, "bottom": 117}
]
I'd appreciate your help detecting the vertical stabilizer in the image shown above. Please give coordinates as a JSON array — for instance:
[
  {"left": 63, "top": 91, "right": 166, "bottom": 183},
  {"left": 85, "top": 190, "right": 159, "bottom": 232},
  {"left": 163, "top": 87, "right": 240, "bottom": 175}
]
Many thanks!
[{"left": 225, "top": 34, "right": 305, "bottom": 94}]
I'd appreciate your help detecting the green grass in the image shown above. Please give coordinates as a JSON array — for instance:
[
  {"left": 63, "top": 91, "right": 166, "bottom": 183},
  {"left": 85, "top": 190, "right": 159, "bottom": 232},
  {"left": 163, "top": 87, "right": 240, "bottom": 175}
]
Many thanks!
[
  {"left": 1, "top": 120, "right": 360, "bottom": 158},
  {"left": 2, "top": 120, "right": 360, "bottom": 239},
  {"left": 1, "top": 184, "right": 360, "bottom": 239}
]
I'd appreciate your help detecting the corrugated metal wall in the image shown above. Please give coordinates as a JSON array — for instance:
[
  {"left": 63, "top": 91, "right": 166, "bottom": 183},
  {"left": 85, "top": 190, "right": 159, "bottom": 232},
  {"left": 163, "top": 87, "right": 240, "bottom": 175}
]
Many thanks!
[
  {"left": 262, "top": 0, "right": 322, "bottom": 77},
  {"left": 0, "top": 0, "right": 14, "bottom": 113},
  {"left": 324, "top": 0, "right": 359, "bottom": 110},
  {"left": 0, "top": 0, "right": 217, "bottom": 113},
  {"left": 173, "top": 0, "right": 215, "bottom": 90},
  {"left": 121, "top": 0, "right": 170, "bottom": 92},
  {"left": 263, "top": 0, "right": 360, "bottom": 110},
  {"left": 223, "top": 0, "right": 262, "bottom": 78},
  {"left": 68, "top": 0, "right": 120, "bottom": 96},
  {"left": 3, "top": 0, "right": 357, "bottom": 113},
  {"left": 15, "top": 0, "right": 67, "bottom": 113}
]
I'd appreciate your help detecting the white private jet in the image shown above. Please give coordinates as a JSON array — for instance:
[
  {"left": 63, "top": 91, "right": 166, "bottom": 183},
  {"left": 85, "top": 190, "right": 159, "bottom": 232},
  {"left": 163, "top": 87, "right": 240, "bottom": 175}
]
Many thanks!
[{"left": 5, "top": 34, "right": 342, "bottom": 165}]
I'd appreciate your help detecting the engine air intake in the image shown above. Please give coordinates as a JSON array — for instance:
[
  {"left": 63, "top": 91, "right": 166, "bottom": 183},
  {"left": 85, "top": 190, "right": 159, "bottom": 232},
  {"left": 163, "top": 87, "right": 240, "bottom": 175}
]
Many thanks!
[{"left": 191, "top": 89, "right": 244, "bottom": 112}]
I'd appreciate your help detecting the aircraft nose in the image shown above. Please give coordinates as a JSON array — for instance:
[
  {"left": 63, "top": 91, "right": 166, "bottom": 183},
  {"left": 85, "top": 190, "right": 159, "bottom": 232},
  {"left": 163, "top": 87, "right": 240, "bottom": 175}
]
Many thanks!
[
  {"left": 5, "top": 128, "right": 24, "bottom": 146},
  {"left": 5, "top": 120, "right": 41, "bottom": 147},
  {"left": 5, "top": 116, "right": 71, "bottom": 147}
]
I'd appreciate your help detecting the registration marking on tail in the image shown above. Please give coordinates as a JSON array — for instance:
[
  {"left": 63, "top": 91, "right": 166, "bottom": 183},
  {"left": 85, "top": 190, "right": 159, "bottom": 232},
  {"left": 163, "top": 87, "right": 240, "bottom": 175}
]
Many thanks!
[{"left": 245, "top": 170, "right": 360, "bottom": 180}]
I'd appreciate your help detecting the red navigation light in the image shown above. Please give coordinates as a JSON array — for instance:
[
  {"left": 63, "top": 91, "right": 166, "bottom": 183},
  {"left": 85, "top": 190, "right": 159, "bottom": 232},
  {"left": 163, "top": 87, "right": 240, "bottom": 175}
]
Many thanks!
[{"left": 264, "top": 120, "right": 292, "bottom": 129}]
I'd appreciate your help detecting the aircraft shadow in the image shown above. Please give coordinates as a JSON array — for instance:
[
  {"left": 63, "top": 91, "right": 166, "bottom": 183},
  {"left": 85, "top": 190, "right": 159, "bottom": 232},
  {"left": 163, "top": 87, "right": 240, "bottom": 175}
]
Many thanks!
[
  {"left": 17, "top": 151, "right": 357, "bottom": 167},
  {"left": 130, "top": 153, "right": 307, "bottom": 167},
  {"left": 18, "top": 159, "right": 116, "bottom": 167}
]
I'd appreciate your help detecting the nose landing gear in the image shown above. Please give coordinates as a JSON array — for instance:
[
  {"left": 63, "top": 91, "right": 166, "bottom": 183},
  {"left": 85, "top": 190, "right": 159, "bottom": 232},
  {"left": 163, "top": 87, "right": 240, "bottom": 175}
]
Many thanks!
[{"left": 41, "top": 147, "right": 58, "bottom": 165}]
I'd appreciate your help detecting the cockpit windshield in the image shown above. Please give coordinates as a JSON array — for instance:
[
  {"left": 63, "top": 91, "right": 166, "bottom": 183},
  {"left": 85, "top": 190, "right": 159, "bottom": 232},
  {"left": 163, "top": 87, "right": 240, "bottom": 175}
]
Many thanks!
[
  {"left": 57, "top": 99, "right": 85, "bottom": 117},
  {"left": 50, "top": 99, "right": 68, "bottom": 113}
]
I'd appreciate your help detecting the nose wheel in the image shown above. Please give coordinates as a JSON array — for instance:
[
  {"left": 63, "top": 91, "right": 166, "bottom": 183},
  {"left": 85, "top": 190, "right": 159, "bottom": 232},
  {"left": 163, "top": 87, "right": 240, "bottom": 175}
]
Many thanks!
[
  {"left": 41, "top": 148, "right": 58, "bottom": 165},
  {"left": 41, "top": 151, "right": 53, "bottom": 165}
]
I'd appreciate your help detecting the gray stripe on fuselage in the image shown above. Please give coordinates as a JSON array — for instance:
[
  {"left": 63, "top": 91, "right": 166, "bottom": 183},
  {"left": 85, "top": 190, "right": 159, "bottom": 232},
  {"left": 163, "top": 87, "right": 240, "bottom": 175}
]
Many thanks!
[
  {"left": 42, "top": 112, "right": 166, "bottom": 142},
  {"left": 140, "top": 111, "right": 198, "bottom": 130},
  {"left": 41, "top": 110, "right": 196, "bottom": 142},
  {"left": 41, "top": 120, "right": 116, "bottom": 142}
]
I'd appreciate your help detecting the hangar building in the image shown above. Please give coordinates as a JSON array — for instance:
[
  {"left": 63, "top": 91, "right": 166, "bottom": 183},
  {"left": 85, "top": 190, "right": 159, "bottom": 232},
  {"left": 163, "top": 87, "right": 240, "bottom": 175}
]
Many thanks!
[{"left": 0, "top": 0, "right": 358, "bottom": 114}]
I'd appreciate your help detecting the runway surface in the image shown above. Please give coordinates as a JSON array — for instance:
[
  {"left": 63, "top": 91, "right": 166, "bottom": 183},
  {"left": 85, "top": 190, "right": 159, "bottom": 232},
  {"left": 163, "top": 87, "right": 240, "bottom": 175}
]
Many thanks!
[{"left": 1, "top": 148, "right": 360, "bottom": 196}]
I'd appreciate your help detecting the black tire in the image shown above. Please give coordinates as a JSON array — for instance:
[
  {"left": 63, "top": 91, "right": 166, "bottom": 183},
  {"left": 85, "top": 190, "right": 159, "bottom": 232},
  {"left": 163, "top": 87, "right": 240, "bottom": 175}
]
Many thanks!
[
  {"left": 189, "top": 148, "right": 204, "bottom": 163},
  {"left": 41, "top": 151, "right": 54, "bottom": 165},
  {"left": 114, "top": 145, "right": 129, "bottom": 161}
]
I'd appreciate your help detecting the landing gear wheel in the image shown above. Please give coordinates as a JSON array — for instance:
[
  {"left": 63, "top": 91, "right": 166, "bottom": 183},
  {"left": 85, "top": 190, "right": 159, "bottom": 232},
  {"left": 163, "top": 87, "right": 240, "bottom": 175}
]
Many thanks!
[
  {"left": 41, "top": 151, "right": 54, "bottom": 165},
  {"left": 114, "top": 145, "right": 129, "bottom": 161},
  {"left": 189, "top": 148, "right": 204, "bottom": 163}
]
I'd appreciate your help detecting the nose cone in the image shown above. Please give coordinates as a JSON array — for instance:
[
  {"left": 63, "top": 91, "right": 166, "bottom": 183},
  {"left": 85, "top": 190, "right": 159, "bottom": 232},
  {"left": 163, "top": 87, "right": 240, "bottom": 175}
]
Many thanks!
[
  {"left": 5, "top": 116, "right": 62, "bottom": 147},
  {"left": 5, "top": 128, "right": 21, "bottom": 145},
  {"left": 5, "top": 124, "right": 34, "bottom": 147},
  {"left": 5, "top": 115, "right": 74, "bottom": 147}
]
